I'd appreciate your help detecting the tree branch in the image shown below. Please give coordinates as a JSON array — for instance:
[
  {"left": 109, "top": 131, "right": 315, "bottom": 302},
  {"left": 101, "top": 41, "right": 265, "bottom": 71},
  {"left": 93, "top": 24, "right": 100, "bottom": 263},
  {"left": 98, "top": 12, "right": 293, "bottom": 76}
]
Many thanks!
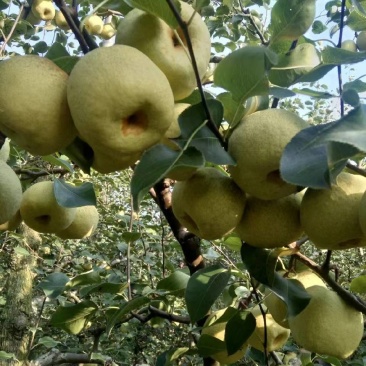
[{"left": 290, "top": 246, "right": 366, "bottom": 314}]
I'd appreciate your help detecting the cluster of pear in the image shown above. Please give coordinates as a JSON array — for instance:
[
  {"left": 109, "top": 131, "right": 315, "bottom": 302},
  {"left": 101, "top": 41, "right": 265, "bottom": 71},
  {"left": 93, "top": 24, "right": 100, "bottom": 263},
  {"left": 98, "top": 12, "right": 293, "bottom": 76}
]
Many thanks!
[
  {"left": 202, "top": 269, "right": 363, "bottom": 363},
  {"left": 201, "top": 304, "right": 290, "bottom": 364},
  {"left": 28, "top": 0, "right": 116, "bottom": 40},
  {"left": 265, "top": 270, "right": 364, "bottom": 359},
  {"left": 1, "top": 1, "right": 211, "bottom": 175},
  {"left": 172, "top": 107, "right": 366, "bottom": 252},
  {"left": 0, "top": 140, "right": 98, "bottom": 238}
]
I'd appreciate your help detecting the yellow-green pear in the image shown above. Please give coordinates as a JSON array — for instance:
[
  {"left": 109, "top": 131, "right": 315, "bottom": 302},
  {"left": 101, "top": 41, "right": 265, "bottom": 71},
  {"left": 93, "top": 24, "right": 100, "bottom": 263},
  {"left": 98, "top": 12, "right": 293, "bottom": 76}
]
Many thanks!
[
  {"left": 55, "top": 205, "right": 99, "bottom": 239},
  {"left": 341, "top": 40, "right": 357, "bottom": 52},
  {"left": 0, "top": 55, "right": 77, "bottom": 156},
  {"left": 20, "top": 181, "right": 76, "bottom": 233},
  {"left": 100, "top": 23, "right": 116, "bottom": 40},
  {"left": 289, "top": 285, "right": 363, "bottom": 359},
  {"left": 235, "top": 193, "right": 303, "bottom": 248},
  {"left": 67, "top": 45, "right": 175, "bottom": 174},
  {"left": 83, "top": 14, "right": 103, "bottom": 35},
  {"left": 248, "top": 306, "right": 290, "bottom": 352},
  {"left": 172, "top": 167, "right": 246, "bottom": 240},
  {"left": 356, "top": 31, "right": 366, "bottom": 51},
  {"left": 0, "top": 210, "right": 22, "bottom": 231},
  {"left": 202, "top": 308, "right": 248, "bottom": 364},
  {"left": 32, "top": 0, "right": 55, "bottom": 20},
  {"left": 55, "top": 10, "right": 69, "bottom": 31},
  {"left": 301, "top": 172, "right": 366, "bottom": 250},
  {"left": 358, "top": 190, "right": 366, "bottom": 236},
  {"left": 164, "top": 103, "right": 191, "bottom": 139},
  {"left": 264, "top": 270, "right": 326, "bottom": 328},
  {"left": 0, "top": 138, "right": 10, "bottom": 162},
  {"left": 228, "top": 109, "right": 309, "bottom": 200},
  {"left": 115, "top": 1, "right": 211, "bottom": 100},
  {"left": 0, "top": 161, "right": 22, "bottom": 225},
  {"left": 25, "top": 10, "right": 42, "bottom": 26}
]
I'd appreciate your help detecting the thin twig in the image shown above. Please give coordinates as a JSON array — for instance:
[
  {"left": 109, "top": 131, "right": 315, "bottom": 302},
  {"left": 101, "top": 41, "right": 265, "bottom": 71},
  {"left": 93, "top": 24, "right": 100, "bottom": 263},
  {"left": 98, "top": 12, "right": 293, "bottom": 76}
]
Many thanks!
[
  {"left": 165, "top": 0, "right": 226, "bottom": 149},
  {"left": 0, "top": 4, "right": 24, "bottom": 56},
  {"left": 337, "top": 0, "right": 347, "bottom": 116}
]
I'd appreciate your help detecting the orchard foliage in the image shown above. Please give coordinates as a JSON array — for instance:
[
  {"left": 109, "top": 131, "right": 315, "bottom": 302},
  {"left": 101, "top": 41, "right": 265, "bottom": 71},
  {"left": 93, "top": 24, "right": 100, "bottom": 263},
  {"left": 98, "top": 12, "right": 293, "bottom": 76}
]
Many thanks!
[{"left": 1, "top": 1, "right": 366, "bottom": 366}]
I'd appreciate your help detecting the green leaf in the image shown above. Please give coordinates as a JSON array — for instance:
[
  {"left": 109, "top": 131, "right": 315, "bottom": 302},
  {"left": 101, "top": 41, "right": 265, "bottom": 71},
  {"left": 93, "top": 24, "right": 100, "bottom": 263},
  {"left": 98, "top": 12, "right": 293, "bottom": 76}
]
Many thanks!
[
  {"left": 344, "top": 78, "right": 366, "bottom": 93},
  {"left": 131, "top": 144, "right": 204, "bottom": 211},
  {"left": 38, "top": 273, "right": 70, "bottom": 299},
  {"left": 34, "top": 41, "right": 48, "bottom": 53},
  {"left": 197, "top": 334, "right": 226, "bottom": 357},
  {"left": 53, "top": 56, "right": 79, "bottom": 74},
  {"left": 60, "top": 136, "right": 93, "bottom": 175},
  {"left": 122, "top": 231, "right": 141, "bottom": 243},
  {"left": 124, "top": 0, "right": 180, "bottom": 28},
  {"left": 216, "top": 92, "right": 245, "bottom": 125},
  {"left": 241, "top": 244, "right": 311, "bottom": 317},
  {"left": 291, "top": 87, "right": 335, "bottom": 99},
  {"left": 157, "top": 270, "right": 190, "bottom": 296},
  {"left": 80, "top": 282, "right": 129, "bottom": 297},
  {"left": 312, "top": 19, "right": 327, "bottom": 34},
  {"left": 269, "top": 43, "right": 320, "bottom": 87},
  {"left": 270, "top": 0, "right": 316, "bottom": 43},
  {"left": 50, "top": 300, "right": 98, "bottom": 335},
  {"left": 342, "top": 89, "right": 360, "bottom": 107},
  {"left": 226, "top": 310, "right": 256, "bottom": 356},
  {"left": 185, "top": 265, "right": 231, "bottom": 323},
  {"left": 106, "top": 296, "right": 150, "bottom": 336},
  {"left": 36, "top": 336, "right": 60, "bottom": 349},
  {"left": 269, "top": 86, "right": 296, "bottom": 99},
  {"left": 42, "top": 155, "right": 74, "bottom": 173},
  {"left": 45, "top": 42, "right": 70, "bottom": 60},
  {"left": 321, "top": 46, "right": 366, "bottom": 65},
  {"left": 214, "top": 46, "right": 278, "bottom": 102},
  {"left": 14, "top": 246, "right": 30, "bottom": 256},
  {"left": 350, "top": 275, "right": 366, "bottom": 293},
  {"left": 66, "top": 271, "right": 102, "bottom": 288},
  {"left": 54, "top": 179, "right": 97, "bottom": 208},
  {"left": 347, "top": 1, "right": 366, "bottom": 31},
  {"left": 280, "top": 123, "right": 358, "bottom": 189},
  {"left": 223, "top": 234, "right": 242, "bottom": 251},
  {"left": 0, "top": 352, "right": 16, "bottom": 361},
  {"left": 156, "top": 347, "right": 190, "bottom": 366}
]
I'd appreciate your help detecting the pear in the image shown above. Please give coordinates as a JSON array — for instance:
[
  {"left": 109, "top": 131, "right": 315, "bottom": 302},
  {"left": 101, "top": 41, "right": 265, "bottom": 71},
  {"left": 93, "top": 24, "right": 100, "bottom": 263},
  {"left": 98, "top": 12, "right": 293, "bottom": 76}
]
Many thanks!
[
  {"left": 55, "top": 10, "right": 70, "bottom": 31},
  {"left": 301, "top": 172, "right": 366, "bottom": 250},
  {"left": 172, "top": 167, "right": 246, "bottom": 240},
  {"left": 358, "top": 190, "right": 366, "bottom": 236},
  {"left": 55, "top": 205, "right": 99, "bottom": 239},
  {"left": 264, "top": 270, "right": 326, "bottom": 328},
  {"left": 0, "top": 161, "right": 22, "bottom": 225},
  {"left": 83, "top": 14, "right": 103, "bottom": 35},
  {"left": 0, "top": 55, "right": 77, "bottom": 156},
  {"left": 235, "top": 193, "right": 303, "bottom": 248},
  {"left": 228, "top": 109, "right": 309, "bottom": 200},
  {"left": 356, "top": 31, "right": 366, "bottom": 51},
  {"left": 248, "top": 306, "right": 290, "bottom": 352},
  {"left": 202, "top": 308, "right": 248, "bottom": 364},
  {"left": 115, "top": 1, "right": 211, "bottom": 101},
  {"left": 164, "top": 103, "right": 191, "bottom": 139},
  {"left": 32, "top": 0, "right": 55, "bottom": 20},
  {"left": 341, "top": 40, "right": 357, "bottom": 52},
  {"left": 100, "top": 23, "right": 116, "bottom": 40},
  {"left": 0, "top": 210, "right": 22, "bottom": 231},
  {"left": 67, "top": 45, "right": 175, "bottom": 174},
  {"left": 0, "top": 138, "right": 10, "bottom": 162},
  {"left": 289, "top": 285, "right": 363, "bottom": 359},
  {"left": 20, "top": 181, "right": 76, "bottom": 233}
]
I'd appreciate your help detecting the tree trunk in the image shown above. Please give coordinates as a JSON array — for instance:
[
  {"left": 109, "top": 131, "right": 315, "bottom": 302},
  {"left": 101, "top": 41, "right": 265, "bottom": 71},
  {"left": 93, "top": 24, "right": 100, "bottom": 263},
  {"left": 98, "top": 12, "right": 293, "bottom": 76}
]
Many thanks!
[{"left": 0, "top": 225, "right": 42, "bottom": 365}]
